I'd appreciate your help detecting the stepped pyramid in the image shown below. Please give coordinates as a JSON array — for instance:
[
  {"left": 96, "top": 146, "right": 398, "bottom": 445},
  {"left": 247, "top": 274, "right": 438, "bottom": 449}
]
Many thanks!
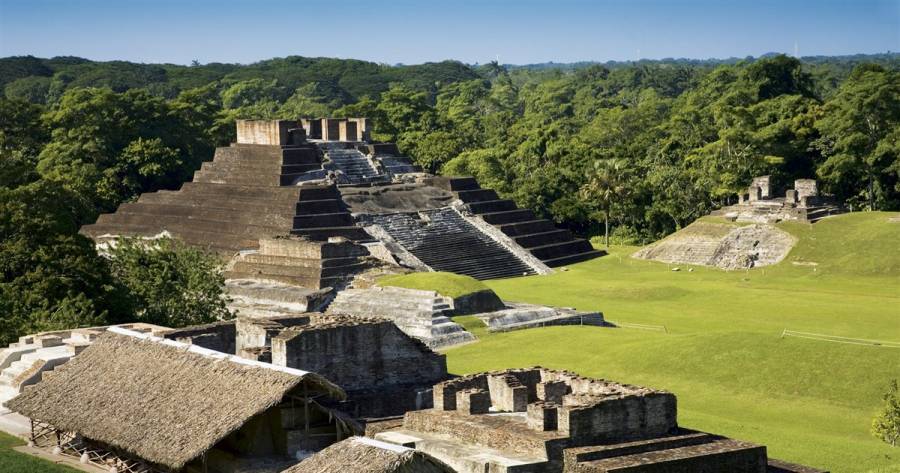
[{"left": 81, "top": 119, "right": 603, "bottom": 283}]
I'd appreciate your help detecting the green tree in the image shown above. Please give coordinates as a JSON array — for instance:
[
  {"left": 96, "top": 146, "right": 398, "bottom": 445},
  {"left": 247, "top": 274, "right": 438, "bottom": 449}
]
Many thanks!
[
  {"left": 815, "top": 65, "right": 900, "bottom": 210},
  {"left": 0, "top": 181, "right": 126, "bottom": 344},
  {"left": 580, "top": 159, "right": 629, "bottom": 247},
  {"left": 107, "top": 237, "right": 232, "bottom": 328},
  {"left": 872, "top": 379, "right": 900, "bottom": 447}
]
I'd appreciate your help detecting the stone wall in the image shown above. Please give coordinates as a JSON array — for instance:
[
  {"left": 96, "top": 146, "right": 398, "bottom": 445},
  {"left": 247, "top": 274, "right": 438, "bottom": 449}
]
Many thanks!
[
  {"left": 794, "top": 179, "right": 818, "bottom": 200},
  {"left": 236, "top": 120, "right": 297, "bottom": 146},
  {"left": 750, "top": 176, "right": 772, "bottom": 199},
  {"left": 161, "top": 321, "right": 236, "bottom": 354},
  {"left": 271, "top": 316, "right": 447, "bottom": 392}
]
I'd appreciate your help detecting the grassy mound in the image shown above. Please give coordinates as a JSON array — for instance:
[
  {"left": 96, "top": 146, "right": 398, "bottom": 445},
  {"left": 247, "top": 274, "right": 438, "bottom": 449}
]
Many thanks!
[
  {"left": 444, "top": 212, "right": 900, "bottom": 473},
  {"left": 377, "top": 271, "right": 490, "bottom": 299}
]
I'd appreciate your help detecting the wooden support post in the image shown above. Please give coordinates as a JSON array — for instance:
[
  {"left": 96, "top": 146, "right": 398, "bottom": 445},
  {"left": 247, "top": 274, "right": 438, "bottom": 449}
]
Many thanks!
[{"left": 303, "top": 384, "right": 310, "bottom": 439}]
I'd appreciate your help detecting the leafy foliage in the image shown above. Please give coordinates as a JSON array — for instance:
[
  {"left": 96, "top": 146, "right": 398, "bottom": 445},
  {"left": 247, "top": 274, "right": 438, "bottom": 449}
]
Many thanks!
[
  {"left": 873, "top": 379, "right": 900, "bottom": 447},
  {"left": 106, "top": 237, "right": 233, "bottom": 328}
]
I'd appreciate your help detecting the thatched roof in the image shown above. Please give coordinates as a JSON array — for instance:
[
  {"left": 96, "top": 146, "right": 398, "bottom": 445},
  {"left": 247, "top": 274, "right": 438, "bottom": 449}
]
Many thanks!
[
  {"left": 284, "top": 437, "right": 453, "bottom": 473},
  {"left": 5, "top": 326, "right": 345, "bottom": 470}
]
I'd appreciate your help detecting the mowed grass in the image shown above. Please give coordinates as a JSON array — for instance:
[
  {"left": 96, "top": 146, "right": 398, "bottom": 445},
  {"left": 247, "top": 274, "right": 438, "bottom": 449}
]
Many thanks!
[
  {"left": 378, "top": 271, "right": 490, "bottom": 298},
  {"left": 444, "top": 212, "right": 900, "bottom": 473},
  {"left": 0, "top": 431, "right": 80, "bottom": 473}
]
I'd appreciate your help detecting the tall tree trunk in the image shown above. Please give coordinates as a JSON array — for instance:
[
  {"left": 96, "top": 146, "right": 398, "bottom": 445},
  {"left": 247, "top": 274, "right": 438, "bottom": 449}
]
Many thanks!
[{"left": 604, "top": 209, "right": 610, "bottom": 248}]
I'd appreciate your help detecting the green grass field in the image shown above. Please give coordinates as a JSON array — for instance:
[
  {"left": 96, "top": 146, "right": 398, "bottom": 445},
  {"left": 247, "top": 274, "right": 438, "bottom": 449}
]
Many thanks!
[
  {"left": 444, "top": 212, "right": 900, "bottom": 473},
  {"left": 0, "top": 431, "right": 80, "bottom": 473}
]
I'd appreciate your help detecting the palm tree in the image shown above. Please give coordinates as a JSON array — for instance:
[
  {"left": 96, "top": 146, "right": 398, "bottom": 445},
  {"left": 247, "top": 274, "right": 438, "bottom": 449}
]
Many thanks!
[{"left": 580, "top": 159, "right": 627, "bottom": 248}]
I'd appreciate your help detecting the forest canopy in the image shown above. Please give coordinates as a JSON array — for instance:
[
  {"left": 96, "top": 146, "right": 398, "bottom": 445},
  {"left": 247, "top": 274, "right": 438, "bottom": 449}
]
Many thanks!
[{"left": 0, "top": 52, "right": 898, "bottom": 342}]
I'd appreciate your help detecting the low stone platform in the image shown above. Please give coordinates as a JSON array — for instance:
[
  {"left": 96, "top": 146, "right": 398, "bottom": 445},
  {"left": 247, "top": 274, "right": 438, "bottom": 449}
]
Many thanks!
[
  {"left": 479, "top": 303, "right": 606, "bottom": 332},
  {"left": 326, "top": 286, "right": 475, "bottom": 349}
]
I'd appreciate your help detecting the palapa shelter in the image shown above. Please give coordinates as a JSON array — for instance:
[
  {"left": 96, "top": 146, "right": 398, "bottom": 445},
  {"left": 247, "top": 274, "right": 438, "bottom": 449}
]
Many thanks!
[
  {"left": 5, "top": 326, "right": 355, "bottom": 473},
  {"left": 283, "top": 436, "right": 453, "bottom": 473}
]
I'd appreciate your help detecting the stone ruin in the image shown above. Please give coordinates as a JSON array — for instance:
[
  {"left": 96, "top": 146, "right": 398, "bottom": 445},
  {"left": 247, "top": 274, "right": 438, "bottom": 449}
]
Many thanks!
[
  {"left": 81, "top": 118, "right": 601, "bottom": 278},
  {"left": 373, "top": 367, "right": 826, "bottom": 473},
  {"left": 78, "top": 118, "right": 608, "bottom": 348},
  {"left": 711, "top": 175, "right": 844, "bottom": 224},
  {"left": 160, "top": 313, "right": 448, "bottom": 418}
]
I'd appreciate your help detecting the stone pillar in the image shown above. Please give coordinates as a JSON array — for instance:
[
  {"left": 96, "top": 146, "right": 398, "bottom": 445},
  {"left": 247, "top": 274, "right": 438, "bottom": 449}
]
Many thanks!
[
  {"left": 352, "top": 118, "right": 370, "bottom": 141},
  {"left": 339, "top": 120, "right": 358, "bottom": 141},
  {"left": 794, "top": 179, "right": 818, "bottom": 200},
  {"left": 322, "top": 119, "right": 342, "bottom": 141},
  {"left": 750, "top": 176, "right": 772, "bottom": 199},
  {"left": 456, "top": 388, "right": 491, "bottom": 415},
  {"left": 748, "top": 186, "right": 762, "bottom": 202},
  {"left": 488, "top": 374, "right": 528, "bottom": 412},
  {"left": 433, "top": 383, "right": 457, "bottom": 411},
  {"left": 785, "top": 189, "right": 798, "bottom": 205},
  {"left": 527, "top": 402, "right": 559, "bottom": 431},
  {"left": 302, "top": 119, "right": 322, "bottom": 139}
]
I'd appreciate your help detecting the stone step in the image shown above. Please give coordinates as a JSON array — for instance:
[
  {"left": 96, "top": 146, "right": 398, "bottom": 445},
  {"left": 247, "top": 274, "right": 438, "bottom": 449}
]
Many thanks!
[
  {"left": 81, "top": 222, "right": 263, "bottom": 254},
  {"left": 178, "top": 182, "right": 301, "bottom": 200},
  {"left": 114, "top": 202, "right": 293, "bottom": 229},
  {"left": 229, "top": 260, "right": 368, "bottom": 279},
  {"left": 223, "top": 271, "right": 347, "bottom": 290},
  {"left": 94, "top": 212, "right": 287, "bottom": 239},
  {"left": 239, "top": 254, "right": 361, "bottom": 268},
  {"left": 466, "top": 199, "right": 518, "bottom": 214},
  {"left": 528, "top": 239, "right": 596, "bottom": 261},
  {"left": 192, "top": 170, "right": 283, "bottom": 186},
  {"left": 456, "top": 189, "right": 500, "bottom": 203},
  {"left": 298, "top": 185, "right": 342, "bottom": 201},
  {"left": 293, "top": 212, "right": 356, "bottom": 229},
  {"left": 542, "top": 249, "right": 605, "bottom": 268},
  {"left": 578, "top": 438, "right": 766, "bottom": 472},
  {"left": 513, "top": 229, "right": 574, "bottom": 248},
  {"left": 480, "top": 209, "right": 536, "bottom": 225},
  {"left": 295, "top": 199, "right": 346, "bottom": 215},
  {"left": 498, "top": 219, "right": 557, "bottom": 237},
  {"left": 290, "top": 226, "right": 373, "bottom": 242},
  {"left": 137, "top": 191, "right": 297, "bottom": 214}
]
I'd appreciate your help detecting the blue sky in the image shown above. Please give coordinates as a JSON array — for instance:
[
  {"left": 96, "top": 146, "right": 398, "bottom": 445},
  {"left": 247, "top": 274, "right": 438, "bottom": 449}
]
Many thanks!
[{"left": 1, "top": 0, "right": 897, "bottom": 65}]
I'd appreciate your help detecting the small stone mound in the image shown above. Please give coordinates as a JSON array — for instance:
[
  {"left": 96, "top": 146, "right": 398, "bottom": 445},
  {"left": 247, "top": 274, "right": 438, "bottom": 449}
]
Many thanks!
[{"left": 633, "top": 221, "right": 796, "bottom": 270}]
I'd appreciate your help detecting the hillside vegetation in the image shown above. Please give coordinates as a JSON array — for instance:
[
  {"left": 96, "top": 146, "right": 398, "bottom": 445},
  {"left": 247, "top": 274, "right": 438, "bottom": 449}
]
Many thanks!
[{"left": 445, "top": 212, "right": 900, "bottom": 473}]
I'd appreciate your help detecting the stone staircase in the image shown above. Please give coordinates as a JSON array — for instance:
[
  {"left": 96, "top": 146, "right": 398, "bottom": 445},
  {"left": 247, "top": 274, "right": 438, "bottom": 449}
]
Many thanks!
[
  {"left": 325, "top": 148, "right": 383, "bottom": 184},
  {"left": 327, "top": 286, "right": 476, "bottom": 349},
  {"left": 291, "top": 184, "right": 373, "bottom": 242},
  {"left": 431, "top": 177, "right": 603, "bottom": 268},
  {"left": 81, "top": 144, "right": 310, "bottom": 256},
  {"left": 225, "top": 237, "right": 373, "bottom": 290},
  {"left": 363, "top": 208, "right": 537, "bottom": 280}
]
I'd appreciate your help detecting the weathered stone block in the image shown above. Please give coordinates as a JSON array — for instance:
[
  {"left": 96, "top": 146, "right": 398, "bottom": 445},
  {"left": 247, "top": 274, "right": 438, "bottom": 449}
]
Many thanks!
[
  {"left": 786, "top": 189, "right": 798, "bottom": 204},
  {"left": 456, "top": 388, "right": 491, "bottom": 415},
  {"left": 794, "top": 179, "right": 818, "bottom": 199},
  {"left": 527, "top": 402, "right": 559, "bottom": 431},
  {"left": 488, "top": 374, "right": 528, "bottom": 412},
  {"left": 236, "top": 119, "right": 297, "bottom": 146},
  {"left": 537, "top": 380, "right": 568, "bottom": 403},
  {"left": 339, "top": 120, "right": 358, "bottom": 141}
]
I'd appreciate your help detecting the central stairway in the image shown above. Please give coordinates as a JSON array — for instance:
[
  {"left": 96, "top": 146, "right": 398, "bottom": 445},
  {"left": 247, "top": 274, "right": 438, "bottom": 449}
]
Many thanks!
[
  {"left": 325, "top": 148, "right": 382, "bottom": 184},
  {"left": 365, "top": 208, "right": 536, "bottom": 280}
]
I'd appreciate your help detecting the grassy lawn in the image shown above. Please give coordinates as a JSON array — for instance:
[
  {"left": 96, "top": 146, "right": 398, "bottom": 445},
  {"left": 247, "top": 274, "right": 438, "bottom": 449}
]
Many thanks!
[
  {"left": 378, "top": 271, "right": 490, "bottom": 298},
  {"left": 444, "top": 212, "right": 900, "bottom": 473},
  {"left": 0, "top": 431, "right": 81, "bottom": 472}
]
